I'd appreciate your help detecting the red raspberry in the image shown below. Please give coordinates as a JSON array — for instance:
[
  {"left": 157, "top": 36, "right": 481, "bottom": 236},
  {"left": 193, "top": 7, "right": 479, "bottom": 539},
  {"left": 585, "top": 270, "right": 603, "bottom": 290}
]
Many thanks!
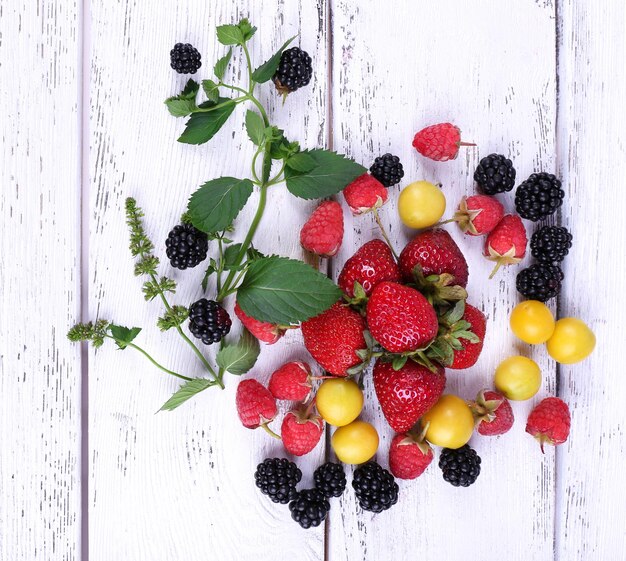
[
  {"left": 484, "top": 214, "right": 527, "bottom": 278},
  {"left": 281, "top": 404, "right": 324, "bottom": 456},
  {"left": 412, "top": 123, "right": 474, "bottom": 162},
  {"left": 300, "top": 200, "right": 344, "bottom": 257},
  {"left": 389, "top": 432, "right": 433, "bottom": 479},
  {"left": 235, "top": 379, "right": 277, "bottom": 429},
  {"left": 471, "top": 389, "right": 514, "bottom": 436},
  {"left": 451, "top": 195, "right": 505, "bottom": 236},
  {"left": 526, "top": 397, "right": 571, "bottom": 452},
  {"left": 343, "top": 174, "right": 388, "bottom": 215},
  {"left": 268, "top": 361, "right": 312, "bottom": 401}
]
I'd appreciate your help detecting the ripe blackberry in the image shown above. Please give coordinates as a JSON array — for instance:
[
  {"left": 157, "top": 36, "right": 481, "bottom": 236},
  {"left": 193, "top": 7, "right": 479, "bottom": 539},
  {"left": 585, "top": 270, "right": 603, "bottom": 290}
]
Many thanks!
[
  {"left": 165, "top": 224, "right": 209, "bottom": 270},
  {"left": 314, "top": 462, "right": 347, "bottom": 498},
  {"left": 515, "top": 173, "right": 565, "bottom": 221},
  {"left": 170, "top": 43, "right": 202, "bottom": 74},
  {"left": 352, "top": 462, "right": 399, "bottom": 513},
  {"left": 188, "top": 299, "right": 231, "bottom": 344},
  {"left": 474, "top": 154, "right": 516, "bottom": 195},
  {"left": 439, "top": 444, "right": 481, "bottom": 487},
  {"left": 369, "top": 153, "right": 404, "bottom": 187},
  {"left": 288, "top": 489, "right": 330, "bottom": 529},
  {"left": 254, "top": 458, "right": 302, "bottom": 504},
  {"left": 516, "top": 263, "right": 563, "bottom": 302},
  {"left": 272, "top": 47, "right": 312, "bottom": 93},
  {"left": 531, "top": 226, "right": 573, "bottom": 264}
]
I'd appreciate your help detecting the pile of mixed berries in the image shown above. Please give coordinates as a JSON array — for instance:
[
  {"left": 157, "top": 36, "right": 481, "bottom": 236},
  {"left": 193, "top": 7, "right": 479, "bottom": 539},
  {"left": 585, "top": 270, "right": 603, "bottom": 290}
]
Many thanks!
[{"left": 167, "top": 41, "right": 596, "bottom": 528}]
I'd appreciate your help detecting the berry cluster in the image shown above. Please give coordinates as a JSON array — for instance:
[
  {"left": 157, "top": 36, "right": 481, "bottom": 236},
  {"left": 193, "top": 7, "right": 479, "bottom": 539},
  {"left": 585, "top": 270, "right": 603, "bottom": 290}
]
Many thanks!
[{"left": 255, "top": 458, "right": 346, "bottom": 528}]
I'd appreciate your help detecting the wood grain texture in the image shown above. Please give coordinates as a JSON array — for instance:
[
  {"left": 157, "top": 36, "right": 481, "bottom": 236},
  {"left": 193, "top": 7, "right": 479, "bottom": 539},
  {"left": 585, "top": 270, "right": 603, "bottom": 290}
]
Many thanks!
[
  {"left": 556, "top": 1, "right": 626, "bottom": 559},
  {"left": 329, "top": 2, "right": 558, "bottom": 560},
  {"left": 0, "top": 1, "right": 81, "bottom": 560},
  {"left": 88, "top": 1, "right": 328, "bottom": 560}
]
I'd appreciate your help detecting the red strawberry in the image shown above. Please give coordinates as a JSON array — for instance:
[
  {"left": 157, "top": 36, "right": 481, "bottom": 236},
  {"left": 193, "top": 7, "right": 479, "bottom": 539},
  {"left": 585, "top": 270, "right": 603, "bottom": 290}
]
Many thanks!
[
  {"left": 338, "top": 239, "right": 401, "bottom": 298},
  {"left": 389, "top": 432, "right": 433, "bottom": 479},
  {"left": 366, "top": 282, "right": 438, "bottom": 353},
  {"left": 412, "top": 123, "right": 475, "bottom": 162},
  {"left": 399, "top": 228, "right": 469, "bottom": 287},
  {"left": 470, "top": 390, "right": 514, "bottom": 436},
  {"left": 373, "top": 359, "right": 446, "bottom": 433},
  {"left": 343, "top": 173, "right": 388, "bottom": 215},
  {"left": 268, "top": 361, "right": 312, "bottom": 401},
  {"left": 281, "top": 403, "right": 324, "bottom": 456},
  {"left": 302, "top": 302, "right": 368, "bottom": 376},
  {"left": 526, "top": 397, "right": 571, "bottom": 452},
  {"left": 236, "top": 379, "right": 277, "bottom": 429},
  {"left": 450, "top": 195, "right": 504, "bottom": 236},
  {"left": 234, "top": 302, "right": 288, "bottom": 344},
  {"left": 450, "top": 303, "right": 486, "bottom": 369},
  {"left": 484, "top": 214, "right": 527, "bottom": 278},
  {"left": 300, "top": 200, "right": 344, "bottom": 257}
]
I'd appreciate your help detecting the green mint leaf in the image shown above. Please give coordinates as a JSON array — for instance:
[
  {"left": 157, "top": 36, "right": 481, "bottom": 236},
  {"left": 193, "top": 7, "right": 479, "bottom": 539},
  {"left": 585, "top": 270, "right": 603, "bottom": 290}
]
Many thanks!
[
  {"left": 245, "top": 110, "right": 266, "bottom": 146},
  {"left": 251, "top": 36, "right": 296, "bottom": 83},
  {"left": 216, "top": 24, "right": 244, "bottom": 45},
  {"left": 216, "top": 329, "right": 260, "bottom": 375},
  {"left": 165, "top": 79, "right": 200, "bottom": 117},
  {"left": 237, "top": 18, "right": 257, "bottom": 41},
  {"left": 214, "top": 48, "right": 233, "bottom": 81},
  {"left": 159, "top": 378, "right": 214, "bottom": 412},
  {"left": 201, "top": 79, "right": 220, "bottom": 103},
  {"left": 178, "top": 98, "right": 236, "bottom": 145},
  {"left": 223, "top": 243, "right": 243, "bottom": 269},
  {"left": 237, "top": 256, "right": 342, "bottom": 324},
  {"left": 165, "top": 98, "right": 196, "bottom": 117},
  {"left": 284, "top": 149, "right": 366, "bottom": 199},
  {"left": 286, "top": 152, "right": 316, "bottom": 173},
  {"left": 109, "top": 324, "right": 142, "bottom": 350},
  {"left": 187, "top": 177, "right": 254, "bottom": 233}
]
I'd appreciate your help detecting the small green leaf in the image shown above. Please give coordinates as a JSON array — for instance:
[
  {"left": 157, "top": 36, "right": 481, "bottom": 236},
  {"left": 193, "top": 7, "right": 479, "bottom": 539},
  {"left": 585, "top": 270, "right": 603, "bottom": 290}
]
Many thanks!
[
  {"left": 159, "top": 378, "right": 214, "bottom": 412},
  {"left": 246, "top": 245, "right": 266, "bottom": 261},
  {"left": 285, "top": 149, "right": 366, "bottom": 199},
  {"left": 216, "top": 329, "right": 260, "bottom": 375},
  {"left": 446, "top": 300, "right": 466, "bottom": 324},
  {"left": 178, "top": 98, "right": 236, "bottom": 145},
  {"left": 202, "top": 79, "right": 220, "bottom": 103},
  {"left": 237, "top": 18, "right": 257, "bottom": 41},
  {"left": 216, "top": 24, "right": 244, "bottom": 45},
  {"left": 187, "top": 177, "right": 254, "bottom": 233},
  {"left": 286, "top": 152, "right": 316, "bottom": 173},
  {"left": 201, "top": 260, "right": 217, "bottom": 292},
  {"left": 245, "top": 110, "right": 266, "bottom": 146},
  {"left": 237, "top": 256, "right": 342, "bottom": 324},
  {"left": 214, "top": 48, "right": 233, "bottom": 81},
  {"left": 164, "top": 79, "right": 200, "bottom": 117},
  {"left": 223, "top": 243, "right": 243, "bottom": 269},
  {"left": 251, "top": 36, "right": 296, "bottom": 83},
  {"left": 109, "top": 324, "right": 142, "bottom": 349}
]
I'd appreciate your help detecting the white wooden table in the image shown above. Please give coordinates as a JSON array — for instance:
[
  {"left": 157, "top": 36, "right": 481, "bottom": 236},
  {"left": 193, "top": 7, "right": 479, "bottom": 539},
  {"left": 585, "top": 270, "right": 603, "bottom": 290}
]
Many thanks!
[{"left": 2, "top": 1, "right": 625, "bottom": 560}]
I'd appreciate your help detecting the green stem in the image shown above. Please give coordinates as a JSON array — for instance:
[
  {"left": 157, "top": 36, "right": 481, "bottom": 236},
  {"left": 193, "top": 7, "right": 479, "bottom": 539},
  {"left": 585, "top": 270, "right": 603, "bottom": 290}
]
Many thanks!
[
  {"left": 194, "top": 96, "right": 247, "bottom": 112},
  {"left": 242, "top": 43, "right": 255, "bottom": 93},
  {"left": 261, "top": 423, "right": 281, "bottom": 440},
  {"left": 373, "top": 209, "right": 399, "bottom": 260},
  {"left": 220, "top": 82, "right": 248, "bottom": 96},
  {"left": 148, "top": 271, "right": 221, "bottom": 384},
  {"left": 217, "top": 183, "right": 268, "bottom": 302},
  {"left": 105, "top": 335, "right": 192, "bottom": 382},
  {"left": 266, "top": 161, "right": 286, "bottom": 186}
]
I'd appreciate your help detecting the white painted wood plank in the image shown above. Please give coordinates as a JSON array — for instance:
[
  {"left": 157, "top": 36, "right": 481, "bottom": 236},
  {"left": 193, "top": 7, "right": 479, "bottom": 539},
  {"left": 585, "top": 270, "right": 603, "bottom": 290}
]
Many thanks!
[
  {"left": 329, "top": 2, "right": 558, "bottom": 560},
  {"left": 556, "top": 2, "right": 626, "bottom": 559},
  {"left": 88, "top": 2, "right": 328, "bottom": 560},
  {"left": 0, "top": 1, "right": 81, "bottom": 560}
]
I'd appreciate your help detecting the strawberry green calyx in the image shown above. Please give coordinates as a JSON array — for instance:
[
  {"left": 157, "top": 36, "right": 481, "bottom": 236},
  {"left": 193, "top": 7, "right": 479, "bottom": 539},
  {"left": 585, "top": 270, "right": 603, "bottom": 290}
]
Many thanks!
[
  {"left": 410, "top": 265, "right": 468, "bottom": 309},
  {"left": 426, "top": 300, "right": 480, "bottom": 367},
  {"left": 485, "top": 245, "right": 523, "bottom": 279},
  {"left": 347, "top": 330, "right": 383, "bottom": 375}
]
